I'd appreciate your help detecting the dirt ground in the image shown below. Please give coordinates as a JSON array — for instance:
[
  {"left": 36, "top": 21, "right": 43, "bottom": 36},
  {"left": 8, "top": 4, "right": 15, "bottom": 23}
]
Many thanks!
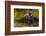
[{"left": 14, "top": 22, "right": 32, "bottom": 27}]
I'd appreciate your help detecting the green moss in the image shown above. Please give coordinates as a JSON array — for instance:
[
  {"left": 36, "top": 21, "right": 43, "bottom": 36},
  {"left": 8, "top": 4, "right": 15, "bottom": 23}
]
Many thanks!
[{"left": 33, "top": 9, "right": 39, "bottom": 17}]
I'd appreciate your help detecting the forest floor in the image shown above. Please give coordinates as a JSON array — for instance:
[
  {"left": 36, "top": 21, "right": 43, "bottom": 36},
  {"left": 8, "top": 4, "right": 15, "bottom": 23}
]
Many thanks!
[{"left": 14, "top": 22, "right": 32, "bottom": 27}]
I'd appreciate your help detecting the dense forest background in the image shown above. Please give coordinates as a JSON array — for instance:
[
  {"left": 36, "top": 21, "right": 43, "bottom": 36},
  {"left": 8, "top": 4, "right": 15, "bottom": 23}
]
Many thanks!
[{"left": 14, "top": 8, "right": 39, "bottom": 27}]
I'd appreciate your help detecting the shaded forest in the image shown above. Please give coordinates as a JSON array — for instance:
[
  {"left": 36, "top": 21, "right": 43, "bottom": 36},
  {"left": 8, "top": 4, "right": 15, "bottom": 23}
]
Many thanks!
[{"left": 14, "top": 9, "right": 39, "bottom": 27}]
